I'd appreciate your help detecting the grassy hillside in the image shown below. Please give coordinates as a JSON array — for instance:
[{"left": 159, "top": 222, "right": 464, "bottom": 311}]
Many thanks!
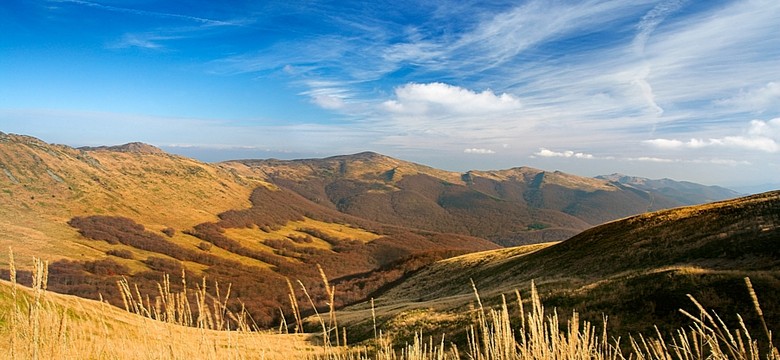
[
  {"left": 5, "top": 253, "right": 776, "bottom": 360},
  {"left": 0, "top": 133, "right": 496, "bottom": 327},
  {"left": 0, "top": 133, "right": 260, "bottom": 265},
  {"left": 0, "top": 260, "right": 323, "bottom": 359},
  {"left": 338, "top": 191, "right": 780, "bottom": 343},
  {"left": 230, "top": 152, "right": 736, "bottom": 246}
]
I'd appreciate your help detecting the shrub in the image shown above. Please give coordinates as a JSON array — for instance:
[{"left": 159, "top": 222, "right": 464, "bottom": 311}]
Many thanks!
[
  {"left": 143, "top": 257, "right": 182, "bottom": 273},
  {"left": 106, "top": 249, "right": 134, "bottom": 259},
  {"left": 161, "top": 227, "right": 175, "bottom": 237},
  {"left": 197, "top": 241, "right": 213, "bottom": 252},
  {"left": 83, "top": 258, "right": 130, "bottom": 276}
]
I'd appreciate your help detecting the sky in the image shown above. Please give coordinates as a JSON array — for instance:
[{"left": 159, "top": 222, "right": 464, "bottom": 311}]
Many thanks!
[{"left": 1, "top": 0, "right": 778, "bottom": 190}]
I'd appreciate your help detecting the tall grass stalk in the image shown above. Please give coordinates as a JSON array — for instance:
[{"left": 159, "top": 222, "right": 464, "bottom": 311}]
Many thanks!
[
  {"left": 2, "top": 252, "right": 320, "bottom": 359},
  {"left": 2, "top": 252, "right": 778, "bottom": 360}
]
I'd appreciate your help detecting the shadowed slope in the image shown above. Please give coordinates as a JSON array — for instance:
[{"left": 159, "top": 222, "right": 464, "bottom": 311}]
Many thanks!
[{"left": 339, "top": 191, "right": 780, "bottom": 340}]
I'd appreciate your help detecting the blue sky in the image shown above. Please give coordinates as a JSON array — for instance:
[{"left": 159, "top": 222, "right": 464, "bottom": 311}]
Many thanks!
[{"left": 1, "top": 0, "right": 778, "bottom": 190}]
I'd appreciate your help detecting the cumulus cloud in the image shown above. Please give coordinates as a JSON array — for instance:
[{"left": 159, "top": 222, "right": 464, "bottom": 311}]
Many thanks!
[
  {"left": 535, "top": 148, "right": 594, "bottom": 159},
  {"left": 383, "top": 82, "right": 521, "bottom": 115},
  {"left": 464, "top": 148, "right": 495, "bottom": 154},
  {"left": 644, "top": 118, "right": 780, "bottom": 153}
]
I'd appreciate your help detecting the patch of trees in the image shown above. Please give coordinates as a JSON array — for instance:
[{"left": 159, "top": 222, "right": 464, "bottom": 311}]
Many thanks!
[
  {"left": 185, "top": 223, "right": 292, "bottom": 270},
  {"left": 70, "top": 215, "right": 219, "bottom": 267},
  {"left": 263, "top": 238, "right": 324, "bottom": 258},
  {"left": 82, "top": 258, "right": 130, "bottom": 276},
  {"left": 106, "top": 249, "right": 133, "bottom": 259},
  {"left": 297, "top": 227, "right": 361, "bottom": 253}
]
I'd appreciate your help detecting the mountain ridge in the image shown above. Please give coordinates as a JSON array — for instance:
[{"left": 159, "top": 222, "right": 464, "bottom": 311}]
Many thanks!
[
  {"left": 596, "top": 173, "right": 743, "bottom": 204},
  {"left": 78, "top": 142, "right": 167, "bottom": 155},
  {"left": 228, "top": 152, "right": 740, "bottom": 246}
]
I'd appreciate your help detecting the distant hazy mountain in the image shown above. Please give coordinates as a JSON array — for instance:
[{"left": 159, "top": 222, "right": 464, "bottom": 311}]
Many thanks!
[
  {"left": 596, "top": 173, "right": 742, "bottom": 205},
  {"left": 731, "top": 183, "right": 780, "bottom": 195}
]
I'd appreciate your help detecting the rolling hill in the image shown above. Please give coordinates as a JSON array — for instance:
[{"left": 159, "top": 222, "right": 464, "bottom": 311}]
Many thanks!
[
  {"left": 0, "top": 132, "right": 496, "bottom": 326},
  {"left": 227, "top": 152, "right": 740, "bottom": 246},
  {"left": 338, "top": 190, "right": 780, "bottom": 343}
]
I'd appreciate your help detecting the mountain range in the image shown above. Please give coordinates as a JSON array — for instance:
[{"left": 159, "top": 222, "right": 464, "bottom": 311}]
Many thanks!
[
  {"left": 0, "top": 132, "right": 750, "bottom": 328},
  {"left": 229, "top": 152, "right": 740, "bottom": 246}
]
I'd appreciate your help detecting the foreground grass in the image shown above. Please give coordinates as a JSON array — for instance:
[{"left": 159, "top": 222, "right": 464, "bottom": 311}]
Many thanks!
[
  {"left": 2, "top": 251, "right": 778, "bottom": 359},
  {"left": 0, "top": 253, "right": 322, "bottom": 360}
]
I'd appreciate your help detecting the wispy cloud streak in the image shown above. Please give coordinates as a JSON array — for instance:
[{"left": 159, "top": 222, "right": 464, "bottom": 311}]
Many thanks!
[{"left": 52, "top": 0, "right": 240, "bottom": 26}]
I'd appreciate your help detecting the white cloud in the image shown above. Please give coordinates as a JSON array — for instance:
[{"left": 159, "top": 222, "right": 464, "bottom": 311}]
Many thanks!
[
  {"left": 382, "top": 82, "right": 521, "bottom": 115},
  {"left": 642, "top": 138, "right": 683, "bottom": 149},
  {"left": 300, "top": 81, "right": 354, "bottom": 111},
  {"left": 748, "top": 118, "right": 780, "bottom": 138},
  {"left": 632, "top": 66, "right": 664, "bottom": 115},
  {"left": 629, "top": 156, "right": 675, "bottom": 163},
  {"left": 623, "top": 156, "right": 750, "bottom": 166},
  {"left": 57, "top": 0, "right": 241, "bottom": 26},
  {"left": 716, "top": 82, "right": 780, "bottom": 112},
  {"left": 535, "top": 148, "right": 594, "bottom": 159},
  {"left": 110, "top": 33, "right": 177, "bottom": 49},
  {"left": 633, "top": 0, "right": 686, "bottom": 56},
  {"left": 311, "top": 95, "right": 346, "bottom": 110},
  {"left": 644, "top": 118, "right": 780, "bottom": 153},
  {"left": 719, "top": 136, "right": 778, "bottom": 153},
  {"left": 464, "top": 148, "right": 495, "bottom": 154},
  {"left": 373, "top": 83, "right": 526, "bottom": 149}
]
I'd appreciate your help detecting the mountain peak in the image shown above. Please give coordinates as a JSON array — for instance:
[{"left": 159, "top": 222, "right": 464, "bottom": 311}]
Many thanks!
[
  {"left": 80, "top": 142, "right": 166, "bottom": 155},
  {"left": 326, "top": 151, "right": 392, "bottom": 162}
]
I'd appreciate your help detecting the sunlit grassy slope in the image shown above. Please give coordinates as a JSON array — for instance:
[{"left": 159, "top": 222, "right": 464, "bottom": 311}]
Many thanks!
[
  {"left": 0, "top": 133, "right": 262, "bottom": 266},
  {"left": 338, "top": 190, "right": 780, "bottom": 341},
  {"left": 0, "top": 276, "right": 322, "bottom": 359}
]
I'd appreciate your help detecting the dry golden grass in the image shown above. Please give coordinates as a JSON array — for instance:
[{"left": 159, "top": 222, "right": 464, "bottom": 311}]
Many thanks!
[
  {"left": 0, "top": 134, "right": 266, "bottom": 269},
  {"left": 223, "top": 217, "right": 381, "bottom": 256},
  {"left": 0, "top": 251, "right": 324, "bottom": 360},
  {"left": 3, "top": 248, "right": 778, "bottom": 360}
]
